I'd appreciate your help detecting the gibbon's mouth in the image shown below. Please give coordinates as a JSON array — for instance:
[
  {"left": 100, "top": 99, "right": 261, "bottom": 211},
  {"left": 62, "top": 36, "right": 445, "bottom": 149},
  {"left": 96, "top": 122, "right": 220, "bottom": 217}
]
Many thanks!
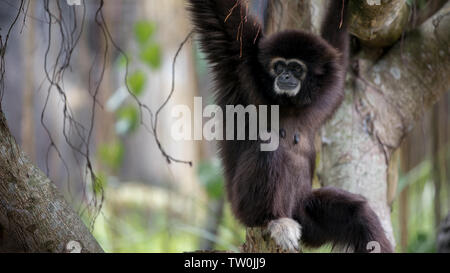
[{"left": 274, "top": 81, "right": 301, "bottom": 97}]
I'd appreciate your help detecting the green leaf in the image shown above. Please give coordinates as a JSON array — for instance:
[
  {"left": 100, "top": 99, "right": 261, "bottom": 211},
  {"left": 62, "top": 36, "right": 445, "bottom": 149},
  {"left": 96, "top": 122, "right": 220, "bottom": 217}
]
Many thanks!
[
  {"left": 134, "top": 21, "right": 156, "bottom": 46},
  {"left": 116, "top": 53, "right": 129, "bottom": 68},
  {"left": 139, "top": 43, "right": 162, "bottom": 69},
  {"left": 127, "top": 70, "right": 147, "bottom": 96},
  {"left": 98, "top": 142, "right": 125, "bottom": 171},
  {"left": 116, "top": 106, "right": 140, "bottom": 134}
]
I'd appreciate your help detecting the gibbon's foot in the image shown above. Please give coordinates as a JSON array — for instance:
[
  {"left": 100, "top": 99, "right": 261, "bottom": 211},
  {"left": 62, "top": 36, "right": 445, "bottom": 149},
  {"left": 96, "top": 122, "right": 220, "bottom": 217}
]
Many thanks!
[{"left": 267, "top": 218, "right": 302, "bottom": 251}]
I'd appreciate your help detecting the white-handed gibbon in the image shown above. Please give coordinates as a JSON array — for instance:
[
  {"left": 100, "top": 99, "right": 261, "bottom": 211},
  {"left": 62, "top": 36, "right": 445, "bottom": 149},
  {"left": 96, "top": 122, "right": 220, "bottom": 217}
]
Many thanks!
[{"left": 188, "top": 0, "right": 393, "bottom": 252}]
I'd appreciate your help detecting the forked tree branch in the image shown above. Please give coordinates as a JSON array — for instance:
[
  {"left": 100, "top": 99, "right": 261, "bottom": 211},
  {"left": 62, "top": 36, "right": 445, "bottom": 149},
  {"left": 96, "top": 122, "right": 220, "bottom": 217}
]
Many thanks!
[{"left": 358, "top": 2, "right": 450, "bottom": 156}]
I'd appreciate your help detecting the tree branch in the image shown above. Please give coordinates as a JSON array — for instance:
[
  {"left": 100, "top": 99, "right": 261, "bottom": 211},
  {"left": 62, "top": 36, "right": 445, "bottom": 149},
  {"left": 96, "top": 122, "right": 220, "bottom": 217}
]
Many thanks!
[
  {"left": 264, "top": 0, "right": 312, "bottom": 33},
  {"left": 408, "top": 0, "right": 448, "bottom": 30},
  {"left": 360, "top": 2, "right": 450, "bottom": 154},
  {"left": 0, "top": 109, "right": 103, "bottom": 253},
  {"left": 349, "top": 0, "right": 409, "bottom": 47}
]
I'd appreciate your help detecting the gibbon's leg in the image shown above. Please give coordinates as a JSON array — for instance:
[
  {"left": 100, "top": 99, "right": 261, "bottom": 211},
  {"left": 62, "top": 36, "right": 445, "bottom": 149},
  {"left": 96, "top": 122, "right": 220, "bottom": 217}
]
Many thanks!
[
  {"left": 227, "top": 145, "right": 302, "bottom": 251},
  {"left": 295, "top": 187, "right": 393, "bottom": 253}
]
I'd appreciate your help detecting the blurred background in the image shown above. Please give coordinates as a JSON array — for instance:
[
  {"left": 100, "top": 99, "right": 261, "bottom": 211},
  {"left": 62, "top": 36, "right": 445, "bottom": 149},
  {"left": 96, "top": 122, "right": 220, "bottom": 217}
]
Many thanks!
[{"left": 0, "top": 0, "right": 448, "bottom": 253}]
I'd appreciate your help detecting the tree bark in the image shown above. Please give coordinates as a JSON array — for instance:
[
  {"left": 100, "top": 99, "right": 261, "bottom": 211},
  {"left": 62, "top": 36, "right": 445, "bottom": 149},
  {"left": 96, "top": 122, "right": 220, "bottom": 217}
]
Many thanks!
[
  {"left": 349, "top": 0, "right": 409, "bottom": 47},
  {"left": 0, "top": 109, "right": 103, "bottom": 253},
  {"left": 264, "top": 0, "right": 312, "bottom": 33}
]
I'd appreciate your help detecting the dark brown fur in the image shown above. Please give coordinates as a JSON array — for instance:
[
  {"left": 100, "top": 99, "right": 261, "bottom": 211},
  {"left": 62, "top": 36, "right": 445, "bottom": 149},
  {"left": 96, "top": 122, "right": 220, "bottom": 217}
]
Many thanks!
[{"left": 188, "top": 0, "right": 393, "bottom": 253}]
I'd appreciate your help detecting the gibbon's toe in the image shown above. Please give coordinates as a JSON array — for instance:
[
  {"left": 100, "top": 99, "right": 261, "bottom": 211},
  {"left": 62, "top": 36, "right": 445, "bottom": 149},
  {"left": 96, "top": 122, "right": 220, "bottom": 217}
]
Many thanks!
[{"left": 267, "top": 218, "right": 302, "bottom": 252}]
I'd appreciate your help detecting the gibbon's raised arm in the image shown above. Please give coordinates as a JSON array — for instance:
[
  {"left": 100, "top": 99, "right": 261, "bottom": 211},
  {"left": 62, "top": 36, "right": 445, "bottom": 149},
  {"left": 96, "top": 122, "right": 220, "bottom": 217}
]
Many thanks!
[
  {"left": 321, "top": 0, "right": 350, "bottom": 60},
  {"left": 187, "top": 0, "right": 262, "bottom": 61},
  {"left": 301, "top": 0, "right": 350, "bottom": 128},
  {"left": 187, "top": 0, "right": 263, "bottom": 100}
]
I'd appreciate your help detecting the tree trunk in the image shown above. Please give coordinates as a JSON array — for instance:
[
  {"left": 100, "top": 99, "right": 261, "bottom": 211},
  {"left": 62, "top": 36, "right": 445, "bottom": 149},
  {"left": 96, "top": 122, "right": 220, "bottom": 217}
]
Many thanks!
[
  {"left": 320, "top": 2, "right": 450, "bottom": 249},
  {"left": 0, "top": 109, "right": 102, "bottom": 253}
]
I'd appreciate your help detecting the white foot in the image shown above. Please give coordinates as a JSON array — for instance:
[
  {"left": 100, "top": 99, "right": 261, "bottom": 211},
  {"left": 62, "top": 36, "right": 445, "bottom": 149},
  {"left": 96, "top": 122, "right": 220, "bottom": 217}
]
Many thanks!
[{"left": 267, "top": 218, "right": 302, "bottom": 251}]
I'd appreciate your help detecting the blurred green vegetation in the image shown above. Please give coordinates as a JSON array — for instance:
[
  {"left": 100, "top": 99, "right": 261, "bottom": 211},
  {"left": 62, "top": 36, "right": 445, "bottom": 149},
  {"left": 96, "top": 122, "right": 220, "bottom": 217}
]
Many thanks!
[
  {"left": 90, "top": 159, "right": 246, "bottom": 253},
  {"left": 391, "top": 146, "right": 450, "bottom": 253},
  {"left": 89, "top": 188, "right": 246, "bottom": 252}
]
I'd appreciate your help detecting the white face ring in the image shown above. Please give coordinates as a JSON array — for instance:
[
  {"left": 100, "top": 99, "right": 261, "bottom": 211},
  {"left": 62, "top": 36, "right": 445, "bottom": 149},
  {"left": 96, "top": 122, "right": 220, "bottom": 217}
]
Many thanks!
[{"left": 271, "top": 58, "right": 306, "bottom": 97}]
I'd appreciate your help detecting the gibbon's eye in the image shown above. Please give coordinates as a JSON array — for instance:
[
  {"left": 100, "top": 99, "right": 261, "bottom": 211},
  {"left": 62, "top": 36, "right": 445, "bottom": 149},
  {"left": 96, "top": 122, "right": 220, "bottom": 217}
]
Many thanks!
[
  {"left": 288, "top": 62, "right": 304, "bottom": 78},
  {"left": 273, "top": 61, "right": 286, "bottom": 75}
]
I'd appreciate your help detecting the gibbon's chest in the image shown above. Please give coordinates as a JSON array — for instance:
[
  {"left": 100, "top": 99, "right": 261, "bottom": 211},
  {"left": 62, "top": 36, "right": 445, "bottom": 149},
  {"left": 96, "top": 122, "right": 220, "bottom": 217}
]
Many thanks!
[{"left": 278, "top": 116, "right": 314, "bottom": 159}]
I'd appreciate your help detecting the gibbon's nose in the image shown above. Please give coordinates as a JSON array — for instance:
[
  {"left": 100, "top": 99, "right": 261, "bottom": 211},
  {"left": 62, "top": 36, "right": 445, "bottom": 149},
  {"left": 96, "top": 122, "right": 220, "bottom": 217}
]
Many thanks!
[
  {"left": 278, "top": 72, "right": 298, "bottom": 88},
  {"left": 281, "top": 73, "right": 291, "bottom": 81}
]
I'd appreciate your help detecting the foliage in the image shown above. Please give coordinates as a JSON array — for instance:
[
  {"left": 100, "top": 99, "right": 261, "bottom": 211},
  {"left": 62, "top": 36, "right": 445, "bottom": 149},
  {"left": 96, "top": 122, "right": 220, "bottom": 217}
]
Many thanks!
[
  {"left": 127, "top": 70, "right": 147, "bottom": 96},
  {"left": 91, "top": 183, "right": 245, "bottom": 253},
  {"left": 116, "top": 106, "right": 140, "bottom": 135},
  {"left": 140, "top": 44, "right": 162, "bottom": 69},
  {"left": 99, "top": 19, "right": 161, "bottom": 172},
  {"left": 98, "top": 142, "right": 125, "bottom": 171},
  {"left": 134, "top": 21, "right": 156, "bottom": 46}
]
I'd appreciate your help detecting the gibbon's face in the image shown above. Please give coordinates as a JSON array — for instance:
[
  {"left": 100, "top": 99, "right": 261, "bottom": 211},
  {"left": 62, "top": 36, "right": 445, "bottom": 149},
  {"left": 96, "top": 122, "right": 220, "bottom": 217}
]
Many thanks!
[
  {"left": 269, "top": 58, "right": 307, "bottom": 97},
  {"left": 258, "top": 30, "right": 340, "bottom": 106}
]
